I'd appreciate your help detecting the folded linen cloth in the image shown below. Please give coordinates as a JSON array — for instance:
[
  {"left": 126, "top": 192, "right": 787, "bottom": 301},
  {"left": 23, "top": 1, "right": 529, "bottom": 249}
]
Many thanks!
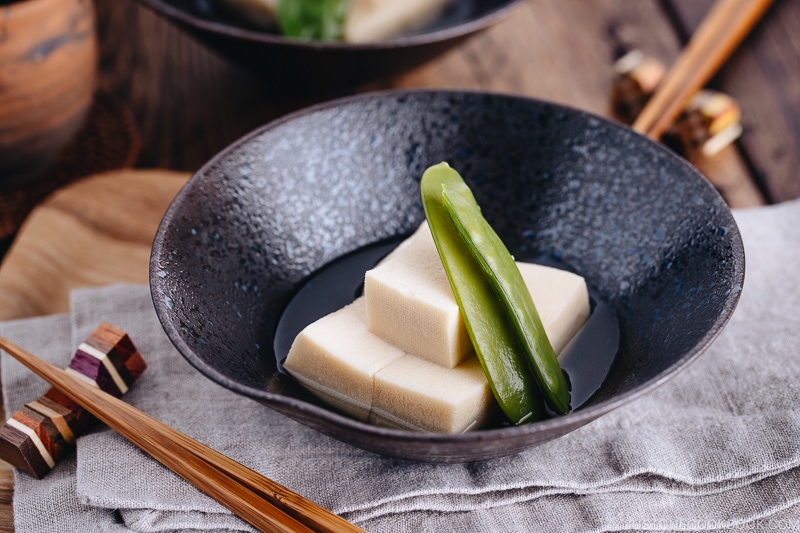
[{"left": 2, "top": 197, "right": 800, "bottom": 532}]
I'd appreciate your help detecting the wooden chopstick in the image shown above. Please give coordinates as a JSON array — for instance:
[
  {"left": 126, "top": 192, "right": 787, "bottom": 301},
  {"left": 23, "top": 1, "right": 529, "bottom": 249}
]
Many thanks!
[
  {"left": 0, "top": 336, "right": 366, "bottom": 533},
  {"left": 632, "top": 0, "right": 774, "bottom": 139}
]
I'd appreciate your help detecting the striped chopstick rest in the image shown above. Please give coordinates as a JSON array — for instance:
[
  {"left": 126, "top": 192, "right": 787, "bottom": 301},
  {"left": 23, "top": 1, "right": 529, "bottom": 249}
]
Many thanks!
[
  {"left": 66, "top": 323, "right": 146, "bottom": 396},
  {"left": 0, "top": 323, "right": 146, "bottom": 479}
]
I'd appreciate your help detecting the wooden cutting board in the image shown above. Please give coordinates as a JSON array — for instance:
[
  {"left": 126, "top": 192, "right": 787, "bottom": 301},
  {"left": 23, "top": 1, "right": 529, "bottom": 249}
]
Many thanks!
[
  {"left": 0, "top": 170, "right": 190, "bottom": 320},
  {"left": 0, "top": 169, "right": 190, "bottom": 531}
]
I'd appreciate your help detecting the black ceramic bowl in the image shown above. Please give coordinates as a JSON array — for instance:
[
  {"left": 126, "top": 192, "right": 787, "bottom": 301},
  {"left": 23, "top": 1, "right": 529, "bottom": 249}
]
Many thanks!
[
  {"left": 150, "top": 90, "right": 744, "bottom": 462},
  {"left": 134, "top": 0, "right": 520, "bottom": 90}
]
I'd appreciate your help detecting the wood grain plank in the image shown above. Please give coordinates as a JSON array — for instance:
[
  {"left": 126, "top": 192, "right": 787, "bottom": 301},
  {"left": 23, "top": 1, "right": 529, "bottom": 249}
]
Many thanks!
[
  {"left": 665, "top": 0, "right": 800, "bottom": 203},
  {"left": 383, "top": 0, "right": 683, "bottom": 113},
  {"left": 0, "top": 465, "right": 12, "bottom": 533},
  {"left": 108, "top": 0, "right": 760, "bottom": 207},
  {"left": 384, "top": 0, "right": 762, "bottom": 206},
  {"left": 94, "top": 0, "right": 319, "bottom": 170},
  {"left": 0, "top": 171, "right": 189, "bottom": 322},
  {"left": 0, "top": 170, "right": 187, "bottom": 531}
]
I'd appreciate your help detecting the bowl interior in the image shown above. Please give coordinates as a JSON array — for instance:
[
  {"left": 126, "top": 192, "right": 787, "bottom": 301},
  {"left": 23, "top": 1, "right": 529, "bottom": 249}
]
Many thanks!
[{"left": 150, "top": 91, "right": 744, "bottom": 462}]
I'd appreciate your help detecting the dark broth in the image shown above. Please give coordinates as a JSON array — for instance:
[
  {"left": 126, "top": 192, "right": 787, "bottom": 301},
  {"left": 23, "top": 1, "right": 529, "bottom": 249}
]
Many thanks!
[{"left": 274, "top": 237, "right": 619, "bottom": 420}]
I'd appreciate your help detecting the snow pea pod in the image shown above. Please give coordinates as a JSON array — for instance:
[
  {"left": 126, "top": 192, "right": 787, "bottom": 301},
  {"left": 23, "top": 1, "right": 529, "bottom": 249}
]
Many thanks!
[
  {"left": 441, "top": 186, "right": 571, "bottom": 414},
  {"left": 420, "top": 163, "right": 545, "bottom": 424}
]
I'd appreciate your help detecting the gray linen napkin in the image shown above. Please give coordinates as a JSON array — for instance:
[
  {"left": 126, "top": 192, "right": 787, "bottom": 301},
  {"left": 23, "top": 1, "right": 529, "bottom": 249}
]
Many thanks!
[{"left": 2, "top": 196, "right": 800, "bottom": 532}]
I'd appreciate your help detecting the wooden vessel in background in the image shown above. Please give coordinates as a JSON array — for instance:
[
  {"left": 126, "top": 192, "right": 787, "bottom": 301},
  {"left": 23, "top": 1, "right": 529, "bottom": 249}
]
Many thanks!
[{"left": 0, "top": 0, "right": 97, "bottom": 190}]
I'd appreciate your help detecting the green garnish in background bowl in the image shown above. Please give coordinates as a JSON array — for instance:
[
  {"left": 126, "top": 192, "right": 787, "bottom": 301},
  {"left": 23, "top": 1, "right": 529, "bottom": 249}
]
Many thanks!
[{"left": 277, "top": 0, "right": 351, "bottom": 41}]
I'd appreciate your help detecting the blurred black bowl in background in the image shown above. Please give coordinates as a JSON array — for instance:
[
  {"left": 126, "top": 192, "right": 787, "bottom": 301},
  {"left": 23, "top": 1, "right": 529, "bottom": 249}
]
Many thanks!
[{"left": 134, "top": 0, "right": 521, "bottom": 91}]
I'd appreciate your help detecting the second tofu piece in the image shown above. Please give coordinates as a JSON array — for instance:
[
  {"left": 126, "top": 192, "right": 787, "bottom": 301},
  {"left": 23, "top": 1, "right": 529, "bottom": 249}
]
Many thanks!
[
  {"left": 345, "top": 0, "right": 452, "bottom": 43},
  {"left": 370, "top": 355, "right": 497, "bottom": 432},
  {"left": 283, "top": 299, "right": 498, "bottom": 433},
  {"left": 282, "top": 299, "right": 404, "bottom": 421},
  {"left": 364, "top": 223, "right": 590, "bottom": 368}
]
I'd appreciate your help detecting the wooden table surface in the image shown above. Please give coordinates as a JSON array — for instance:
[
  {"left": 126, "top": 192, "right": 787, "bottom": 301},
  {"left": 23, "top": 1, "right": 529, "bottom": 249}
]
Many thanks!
[
  {"left": 93, "top": 0, "right": 800, "bottom": 208},
  {"left": 0, "top": 0, "right": 799, "bottom": 529}
]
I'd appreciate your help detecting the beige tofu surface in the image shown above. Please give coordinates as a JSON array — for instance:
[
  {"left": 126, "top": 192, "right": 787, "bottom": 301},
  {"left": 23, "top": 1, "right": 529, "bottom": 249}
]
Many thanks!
[
  {"left": 345, "top": 0, "right": 452, "bottom": 43},
  {"left": 283, "top": 298, "right": 497, "bottom": 432},
  {"left": 285, "top": 223, "right": 591, "bottom": 433},
  {"left": 518, "top": 263, "right": 591, "bottom": 355},
  {"left": 370, "top": 355, "right": 496, "bottom": 433},
  {"left": 365, "top": 223, "right": 590, "bottom": 367},
  {"left": 284, "top": 298, "right": 498, "bottom": 433},
  {"left": 283, "top": 298, "right": 403, "bottom": 421},
  {"left": 365, "top": 223, "right": 471, "bottom": 368}
]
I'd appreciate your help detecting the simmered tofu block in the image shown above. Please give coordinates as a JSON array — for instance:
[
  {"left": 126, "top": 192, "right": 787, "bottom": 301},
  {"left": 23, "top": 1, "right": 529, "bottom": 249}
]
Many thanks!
[
  {"left": 364, "top": 223, "right": 590, "bottom": 368},
  {"left": 370, "top": 355, "right": 497, "bottom": 433},
  {"left": 519, "top": 263, "right": 591, "bottom": 356},
  {"left": 282, "top": 299, "right": 403, "bottom": 421},
  {"left": 284, "top": 223, "right": 591, "bottom": 433},
  {"left": 345, "top": 0, "right": 452, "bottom": 43},
  {"left": 284, "top": 299, "right": 498, "bottom": 432},
  {"left": 364, "top": 223, "right": 472, "bottom": 369}
]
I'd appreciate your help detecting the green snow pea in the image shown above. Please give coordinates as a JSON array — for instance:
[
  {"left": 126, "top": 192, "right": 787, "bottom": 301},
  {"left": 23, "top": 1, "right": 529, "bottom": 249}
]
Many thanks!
[
  {"left": 420, "top": 162, "right": 545, "bottom": 424},
  {"left": 441, "top": 185, "right": 571, "bottom": 415}
]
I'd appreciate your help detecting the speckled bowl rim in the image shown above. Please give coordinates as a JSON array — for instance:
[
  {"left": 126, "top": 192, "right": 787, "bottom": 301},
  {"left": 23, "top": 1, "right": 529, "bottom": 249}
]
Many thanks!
[
  {"left": 134, "top": 0, "right": 521, "bottom": 51},
  {"left": 150, "top": 89, "right": 745, "bottom": 449}
]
